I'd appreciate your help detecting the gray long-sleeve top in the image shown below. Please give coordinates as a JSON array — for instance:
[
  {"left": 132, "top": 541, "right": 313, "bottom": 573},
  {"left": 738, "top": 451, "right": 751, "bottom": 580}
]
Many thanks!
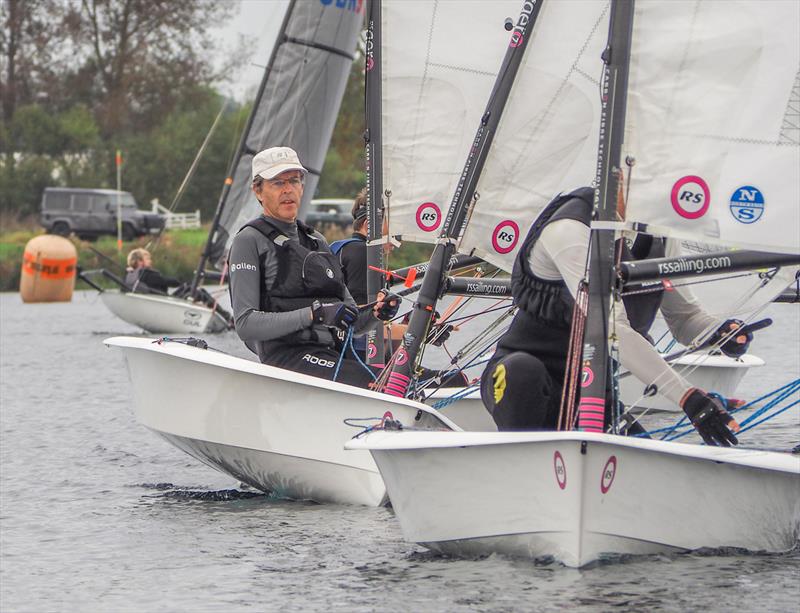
[{"left": 228, "top": 215, "right": 376, "bottom": 357}]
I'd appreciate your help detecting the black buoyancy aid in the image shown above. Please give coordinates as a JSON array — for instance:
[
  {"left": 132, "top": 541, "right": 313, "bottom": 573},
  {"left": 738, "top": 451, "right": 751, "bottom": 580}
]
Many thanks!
[
  {"left": 499, "top": 187, "right": 665, "bottom": 380},
  {"left": 242, "top": 216, "right": 347, "bottom": 345}
]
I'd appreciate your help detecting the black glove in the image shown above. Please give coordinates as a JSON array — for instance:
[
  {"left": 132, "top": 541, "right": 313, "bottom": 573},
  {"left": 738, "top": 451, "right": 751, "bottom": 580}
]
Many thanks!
[
  {"left": 708, "top": 319, "right": 752, "bottom": 358},
  {"left": 681, "top": 389, "right": 739, "bottom": 447},
  {"left": 375, "top": 292, "right": 401, "bottom": 321},
  {"left": 311, "top": 300, "right": 359, "bottom": 330}
]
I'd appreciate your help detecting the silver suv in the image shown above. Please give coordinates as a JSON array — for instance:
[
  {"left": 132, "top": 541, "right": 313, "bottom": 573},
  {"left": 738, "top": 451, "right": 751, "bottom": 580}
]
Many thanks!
[{"left": 40, "top": 188, "right": 165, "bottom": 241}]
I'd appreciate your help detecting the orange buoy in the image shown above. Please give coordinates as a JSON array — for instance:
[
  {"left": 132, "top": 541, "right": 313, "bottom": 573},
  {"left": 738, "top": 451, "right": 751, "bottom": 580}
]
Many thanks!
[{"left": 19, "top": 235, "right": 78, "bottom": 303}]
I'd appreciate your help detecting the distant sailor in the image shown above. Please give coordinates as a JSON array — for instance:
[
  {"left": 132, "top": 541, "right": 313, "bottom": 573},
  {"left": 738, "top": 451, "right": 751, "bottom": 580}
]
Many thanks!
[
  {"left": 482, "top": 187, "right": 756, "bottom": 446},
  {"left": 228, "top": 147, "right": 400, "bottom": 387},
  {"left": 125, "top": 248, "right": 181, "bottom": 294}
]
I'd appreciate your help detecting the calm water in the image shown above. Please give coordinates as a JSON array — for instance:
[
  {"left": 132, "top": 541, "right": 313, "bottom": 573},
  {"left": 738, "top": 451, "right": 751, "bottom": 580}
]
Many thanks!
[{"left": 1, "top": 290, "right": 798, "bottom": 612}]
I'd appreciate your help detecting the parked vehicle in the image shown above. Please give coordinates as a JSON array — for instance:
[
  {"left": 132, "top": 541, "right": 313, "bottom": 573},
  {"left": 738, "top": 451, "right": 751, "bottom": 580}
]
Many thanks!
[
  {"left": 305, "top": 198, "right": 352, "bottom": 230},
  {"left": 40, "top": 188, "right": 165, "bottom": 241}
]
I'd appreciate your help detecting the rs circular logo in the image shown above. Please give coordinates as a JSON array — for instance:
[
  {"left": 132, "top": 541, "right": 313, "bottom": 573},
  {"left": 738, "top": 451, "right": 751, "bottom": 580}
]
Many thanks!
[
  {"left": 395, "top": 348, "right": 408, "bottom": 366},
  {"left": 581, "top": 366, "right": 594, "bottom": 388},
  {"left": 553, "top": 451, "right": 567, "bottom": 490},
  {"left": 491, "top": 220, "right": 520, "bottom": 254},
  {"left": 415, "top": 202, "right": 441, "bottom": 232},
  {"left": 671, "top": 175, "right": 710, "bottom": 219},
  {"left": 510, "top": 32, "right": 524, "bottom": 48},
  {"left": 367, "top": 343, "right": 377, "bottom": 359},
  {"left": 600, "top": 455, "right": 617, "bottom": 494},
  {"left": 729, "top": 185, "right": 764, "bottom": 224},
  {"left": 366, "top": 56, "right": 374, "bottom": 72}
]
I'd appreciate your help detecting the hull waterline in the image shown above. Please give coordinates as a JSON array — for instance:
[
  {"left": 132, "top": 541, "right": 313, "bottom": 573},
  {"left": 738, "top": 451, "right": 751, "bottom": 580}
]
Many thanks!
[{"left": 347, "top": 430, "right": 800, "bottom": 566}]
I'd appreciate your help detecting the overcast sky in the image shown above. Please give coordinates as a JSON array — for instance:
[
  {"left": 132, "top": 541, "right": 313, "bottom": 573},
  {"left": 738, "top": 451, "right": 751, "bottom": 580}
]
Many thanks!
[{"left": 211, "top": 0, "right": 290, "bottom": 102}]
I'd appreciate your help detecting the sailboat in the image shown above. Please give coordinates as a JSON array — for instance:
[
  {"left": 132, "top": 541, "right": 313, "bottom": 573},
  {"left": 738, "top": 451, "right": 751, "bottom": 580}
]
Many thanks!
[
  {"left": 348, "top": 0, "right": 800, "bottom": 566},
  {"left": 89, "top": 0, "right": 363, "bottom": 334},
  {"left": 103, "top": 0, "right": 543, "bottom": 504}
]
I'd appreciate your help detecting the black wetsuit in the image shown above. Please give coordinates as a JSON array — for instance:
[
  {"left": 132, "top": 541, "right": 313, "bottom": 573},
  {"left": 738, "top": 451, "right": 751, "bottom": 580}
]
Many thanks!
[{"left": 228, "top": 215, "right": 380, "bottom": 388}]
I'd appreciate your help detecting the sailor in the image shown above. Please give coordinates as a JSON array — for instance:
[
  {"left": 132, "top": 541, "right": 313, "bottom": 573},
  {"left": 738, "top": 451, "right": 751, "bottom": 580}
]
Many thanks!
[
  {"left": 481, "top": 186, "right": 754, "bottom": 446},
  {"left": 125, "top": 248, "right": 181, "bottom": 294},
  {"left": 228, "top": 147, "right": 400, "bottom": 387},
  {"left": 329, "top": 189, "right": 462, "bottom": 386}
]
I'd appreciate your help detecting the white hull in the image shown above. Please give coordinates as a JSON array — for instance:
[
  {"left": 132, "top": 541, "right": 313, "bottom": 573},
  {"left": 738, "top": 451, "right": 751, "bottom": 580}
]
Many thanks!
[
  {"left": 619, "top": 352, "right": 764, "bottom": 412},
  {"left": 104, "top": 336, "right": 458, "bottom": 506},
  {"left": 347, "top": 431, "right": 800, "bottom": 567},
  {"left": 101, "top": 291, "right": 230, "bottom": 334}
]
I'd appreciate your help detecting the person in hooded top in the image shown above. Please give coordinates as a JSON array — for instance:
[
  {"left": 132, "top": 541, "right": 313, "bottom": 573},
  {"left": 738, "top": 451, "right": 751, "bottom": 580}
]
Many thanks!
[
  {"left": 481, "top": 186, "right": 758, "bottom": 446},
  {"left": 227, "top": 147, "right": 400, "bottom": 388},
  {"left": 125, "top": 248, "right": 181, "bottom": 294}
]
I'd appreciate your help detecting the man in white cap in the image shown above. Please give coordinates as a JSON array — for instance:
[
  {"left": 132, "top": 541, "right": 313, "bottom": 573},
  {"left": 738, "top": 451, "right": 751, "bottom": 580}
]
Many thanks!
[{"left": 228, "top": 146, "right": 400, "bottom": 387}]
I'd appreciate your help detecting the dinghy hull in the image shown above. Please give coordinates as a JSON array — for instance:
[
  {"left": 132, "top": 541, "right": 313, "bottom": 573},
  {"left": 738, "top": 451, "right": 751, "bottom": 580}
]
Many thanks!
[
  {"left": 347, "top": 431, "right": 800, "bottom": 566},
  {"left": 105, "top": 336, "right": 457, "bottom": 506},
  {"left": 101, "top": 291, "right": 229, "bottom": 334}
]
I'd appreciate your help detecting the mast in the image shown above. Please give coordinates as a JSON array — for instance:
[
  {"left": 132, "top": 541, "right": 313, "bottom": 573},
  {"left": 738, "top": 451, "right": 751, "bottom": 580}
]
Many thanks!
[
  {"left": 383, "top": 0, "right": 544, "bottom": 397},
  {"left": 575, "top": 0, "right": 635, "bottom": 432},
  {"left": 364, "top": 0, "right": 385, "bottom": 364},
  {"left": 189, "top": 1, "right": 297, "bottom": 297}
]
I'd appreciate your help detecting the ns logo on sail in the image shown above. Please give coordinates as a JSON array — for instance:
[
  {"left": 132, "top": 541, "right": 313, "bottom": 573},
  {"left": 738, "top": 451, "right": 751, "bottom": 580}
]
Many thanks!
[{"left": 729, "top": 186, "right": 765, "bottom": 224}]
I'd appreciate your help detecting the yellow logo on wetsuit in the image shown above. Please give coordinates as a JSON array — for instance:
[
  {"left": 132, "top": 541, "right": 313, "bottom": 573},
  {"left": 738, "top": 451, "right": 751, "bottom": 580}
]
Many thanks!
[{"left": 493, "top": 363, "right": 507, "bottom": 404}]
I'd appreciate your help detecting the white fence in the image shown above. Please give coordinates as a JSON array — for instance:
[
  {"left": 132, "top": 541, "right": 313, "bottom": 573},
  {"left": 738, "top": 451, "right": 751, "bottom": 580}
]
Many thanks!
[{"left": 151, "top": 199, "right": 201, "bottom": 229}]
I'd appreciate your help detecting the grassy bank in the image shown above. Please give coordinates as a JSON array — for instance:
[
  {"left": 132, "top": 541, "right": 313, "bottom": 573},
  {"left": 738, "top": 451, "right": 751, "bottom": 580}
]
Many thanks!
[{"left": 0, "top": 224, "right": 433, "bottom": 293}]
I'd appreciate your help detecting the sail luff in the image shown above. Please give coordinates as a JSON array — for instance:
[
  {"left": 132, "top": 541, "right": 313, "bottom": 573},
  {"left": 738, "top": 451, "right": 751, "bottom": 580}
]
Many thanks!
[
  {"left": 384, "top": 0, "right": 545, "bottom": 399},
  {"left": 364, "top": 0, "right": 385, "bottom": 364},
  {"left": 576, "top": 0, "right": 636, "bottom": 433}
]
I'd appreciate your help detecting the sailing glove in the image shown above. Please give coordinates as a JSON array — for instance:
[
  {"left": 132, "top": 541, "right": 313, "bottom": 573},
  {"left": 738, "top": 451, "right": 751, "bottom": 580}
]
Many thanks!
[
  {"left": 680, "top": 388, "right": 740, "bottom": 447},
  {"left": 375, "top": 292, "right": 401, "bottom": 321},
  {"left": 709, "top": 319, "right": 752, "bottom": 358},
  {"left": 312, "top": 300, "right": 359, "bottom": 330}
]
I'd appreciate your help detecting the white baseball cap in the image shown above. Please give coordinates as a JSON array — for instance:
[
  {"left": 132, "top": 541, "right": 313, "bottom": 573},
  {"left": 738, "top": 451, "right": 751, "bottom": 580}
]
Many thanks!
[{"left": 252, "top": 147, "right": 307, "bottom": 181}]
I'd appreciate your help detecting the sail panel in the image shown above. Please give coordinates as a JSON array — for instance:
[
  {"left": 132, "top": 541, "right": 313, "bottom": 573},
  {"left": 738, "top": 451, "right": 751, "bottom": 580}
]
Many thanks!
[
  {"left": 380, "top": 1, "right": 517, "bottom": 245},
  {"left": 460, "top": 1, "right": 609, "bottom": 272},
  {"left": 210, "top": 1, "right": 363, "bottom": 267},
  {"left": 623, "top": 1, "right": 800, "bottom": 255}
]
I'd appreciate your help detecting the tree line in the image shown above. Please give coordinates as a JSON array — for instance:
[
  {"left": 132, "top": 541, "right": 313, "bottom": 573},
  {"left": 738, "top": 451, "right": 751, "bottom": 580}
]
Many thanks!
[{"left": 0, "top": 0, "right": 365, "bottom": 223}]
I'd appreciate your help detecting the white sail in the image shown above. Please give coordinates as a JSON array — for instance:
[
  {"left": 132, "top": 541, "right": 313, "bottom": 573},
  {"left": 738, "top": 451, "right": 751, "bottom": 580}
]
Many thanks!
[
  {"left": 460, "top": 1, "right": 610, "bottom": 272},
  {"left": 380, "top": 1, "right": 518, "bottom": 245},
  {"left": 622, "top": 0, "right": 800, "bottom": 255}
]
